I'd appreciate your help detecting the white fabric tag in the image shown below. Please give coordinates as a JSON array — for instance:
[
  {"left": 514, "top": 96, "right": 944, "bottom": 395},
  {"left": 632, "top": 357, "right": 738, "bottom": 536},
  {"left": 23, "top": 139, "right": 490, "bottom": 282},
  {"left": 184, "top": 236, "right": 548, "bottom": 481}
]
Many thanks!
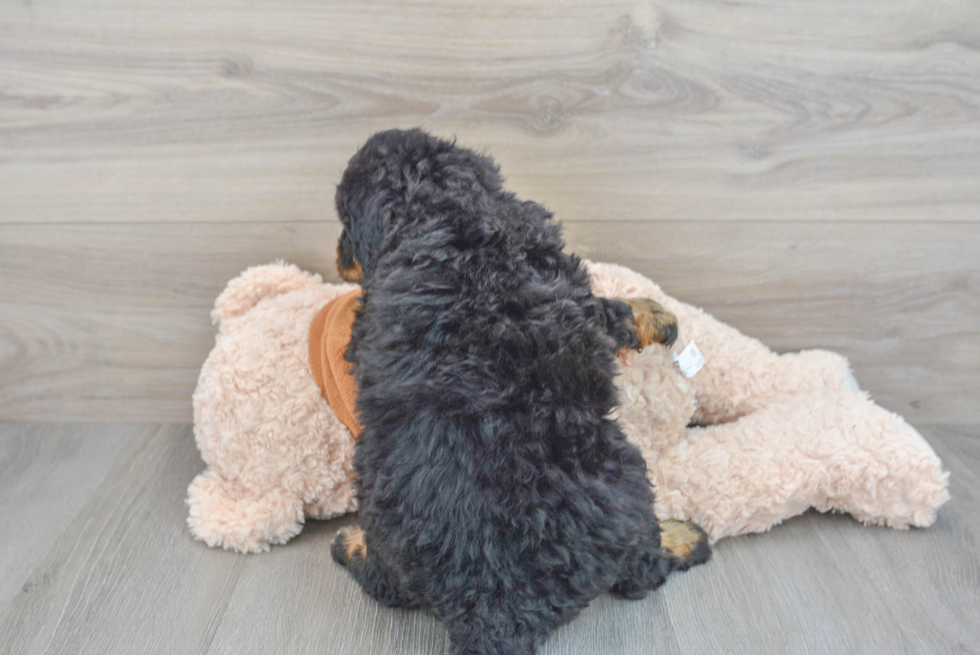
[{"left": 673, "top": 340, "right": 705, "bottom": 378}]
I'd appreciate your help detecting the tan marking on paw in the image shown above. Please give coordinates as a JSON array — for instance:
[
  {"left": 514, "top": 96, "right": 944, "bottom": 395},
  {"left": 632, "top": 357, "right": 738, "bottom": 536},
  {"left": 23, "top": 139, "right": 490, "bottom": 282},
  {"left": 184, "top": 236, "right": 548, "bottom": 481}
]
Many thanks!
[
  {"left": 620, "top": 298, "right": 678, "bottom": 350},
  {"left": 660, "top": 519, "right": 703, "bottom": 561},
  {"left": 341, "top": 526, "right": 367, "bottom": 561}
]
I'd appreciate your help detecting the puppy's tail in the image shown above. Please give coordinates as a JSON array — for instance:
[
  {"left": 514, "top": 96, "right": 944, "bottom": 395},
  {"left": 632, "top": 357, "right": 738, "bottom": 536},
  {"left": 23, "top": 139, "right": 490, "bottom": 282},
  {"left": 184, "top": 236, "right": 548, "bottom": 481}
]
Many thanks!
[{"left": 660, "top": 519, "right": 711, "bottom": 571}]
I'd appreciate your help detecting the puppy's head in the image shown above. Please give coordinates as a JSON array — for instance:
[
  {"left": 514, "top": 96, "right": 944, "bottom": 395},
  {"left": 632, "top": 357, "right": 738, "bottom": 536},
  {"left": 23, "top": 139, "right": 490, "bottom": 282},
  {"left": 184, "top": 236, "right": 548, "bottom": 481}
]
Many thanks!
[{"left": 335, "top": 128, "right": 503, "bottom": 283}]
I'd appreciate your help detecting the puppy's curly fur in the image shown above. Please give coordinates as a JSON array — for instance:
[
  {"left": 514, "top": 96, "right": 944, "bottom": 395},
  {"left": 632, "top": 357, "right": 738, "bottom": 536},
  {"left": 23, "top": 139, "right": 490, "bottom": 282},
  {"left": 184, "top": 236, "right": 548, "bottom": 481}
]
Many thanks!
[{"left": 331, "top": 129, "right": 709, "bottom": 655}]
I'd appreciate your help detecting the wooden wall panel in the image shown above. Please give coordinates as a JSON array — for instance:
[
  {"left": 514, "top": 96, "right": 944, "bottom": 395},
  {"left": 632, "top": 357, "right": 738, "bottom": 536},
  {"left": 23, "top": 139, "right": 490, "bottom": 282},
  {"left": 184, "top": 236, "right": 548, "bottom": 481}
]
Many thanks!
[
  {"left": 1, "top": 221, "right": 976, "bottom": 424},
  {"left": 2, "top": 0, "right": 977, "bottom": 423},
  {"left": 2, "top": 0, "right": 979, "bottom": 224}
]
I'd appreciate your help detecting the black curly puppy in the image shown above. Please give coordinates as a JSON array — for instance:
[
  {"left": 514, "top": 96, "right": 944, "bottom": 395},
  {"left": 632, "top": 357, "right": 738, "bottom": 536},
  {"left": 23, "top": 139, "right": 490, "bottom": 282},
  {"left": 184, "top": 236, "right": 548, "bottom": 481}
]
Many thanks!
[{"left": 331, "top": 128, "right": 709, "bottom": 655}]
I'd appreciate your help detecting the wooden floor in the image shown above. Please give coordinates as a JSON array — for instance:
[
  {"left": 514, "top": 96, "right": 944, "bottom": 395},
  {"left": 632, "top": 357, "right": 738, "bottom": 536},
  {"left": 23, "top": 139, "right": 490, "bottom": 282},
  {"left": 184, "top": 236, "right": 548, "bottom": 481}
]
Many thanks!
[
  {"left": 0, "top": 422, "right": 977, "bottom": 655},
  {"left": 2, "top": 0, "right": 979, "bottom": 653}
]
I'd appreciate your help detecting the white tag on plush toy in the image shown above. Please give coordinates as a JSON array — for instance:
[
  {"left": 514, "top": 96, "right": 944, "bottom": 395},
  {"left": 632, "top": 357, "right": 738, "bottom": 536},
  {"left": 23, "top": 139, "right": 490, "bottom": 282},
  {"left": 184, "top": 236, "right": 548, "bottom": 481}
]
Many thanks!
[{"left": 673, "top": 340, "right": 705, "bottom": 378}]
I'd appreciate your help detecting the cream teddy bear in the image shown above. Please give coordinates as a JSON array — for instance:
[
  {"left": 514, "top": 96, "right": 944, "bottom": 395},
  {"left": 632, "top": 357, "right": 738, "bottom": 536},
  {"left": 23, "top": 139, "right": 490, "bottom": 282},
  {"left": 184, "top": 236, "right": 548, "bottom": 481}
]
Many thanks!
[{"left": 187, "top": 261, "right": 948, "bottom": 552}]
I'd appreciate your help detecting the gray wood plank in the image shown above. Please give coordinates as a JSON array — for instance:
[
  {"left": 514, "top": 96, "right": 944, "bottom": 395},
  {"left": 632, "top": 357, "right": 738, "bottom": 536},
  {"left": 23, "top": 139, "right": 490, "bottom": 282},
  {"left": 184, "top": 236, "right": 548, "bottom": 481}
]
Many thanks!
[
  {"left": 1, "top": 0, "right": 978, "bottom": 225},
  {"left": 0, "top": 424, "right": 246, "bottom": 655},
  {"left": 0, "top": 423, "right": 975, "bottom": 655},
  {"left": 1, "top": 221, "right": 977, "bottom": 424},
  {"left": 202, "top": 516, "right": 448, "bottom": 655},
  {"left": 669, "top": 425, "right": 980, "bottom": 655},
  {"left": 0, "top": 423, "right": 132, "bottom": 604}
]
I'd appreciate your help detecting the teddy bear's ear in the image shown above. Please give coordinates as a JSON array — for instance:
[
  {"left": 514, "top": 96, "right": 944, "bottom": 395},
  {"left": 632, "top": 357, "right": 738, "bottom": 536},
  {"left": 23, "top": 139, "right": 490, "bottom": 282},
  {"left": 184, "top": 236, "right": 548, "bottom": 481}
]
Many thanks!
[{"left": 212, "top": 261, "right": 322, "bottom": 328}]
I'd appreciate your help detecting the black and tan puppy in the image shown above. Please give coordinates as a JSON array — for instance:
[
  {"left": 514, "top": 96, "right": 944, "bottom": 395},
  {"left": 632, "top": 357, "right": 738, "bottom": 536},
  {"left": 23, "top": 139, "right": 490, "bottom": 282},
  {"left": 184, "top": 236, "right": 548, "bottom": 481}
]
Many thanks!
[{"left": 331, "top": 129, "right": 709, "bottom": 655}]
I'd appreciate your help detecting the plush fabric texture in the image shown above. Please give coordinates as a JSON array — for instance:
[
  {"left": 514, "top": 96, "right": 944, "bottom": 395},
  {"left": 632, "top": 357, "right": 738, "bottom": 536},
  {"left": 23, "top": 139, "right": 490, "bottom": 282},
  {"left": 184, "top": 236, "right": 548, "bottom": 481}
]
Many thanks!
[
  {"left": 309, "top": 288, "right": 363, "bottom": 437},
  {"left": 188, "top": 260, "right": 949, "bottom": 553},
  {"left": 188, "top": 262, "right": 359, "bottom": 553},
  {"left": 590, "top": 261, "right": 950, "bottom": 541}
]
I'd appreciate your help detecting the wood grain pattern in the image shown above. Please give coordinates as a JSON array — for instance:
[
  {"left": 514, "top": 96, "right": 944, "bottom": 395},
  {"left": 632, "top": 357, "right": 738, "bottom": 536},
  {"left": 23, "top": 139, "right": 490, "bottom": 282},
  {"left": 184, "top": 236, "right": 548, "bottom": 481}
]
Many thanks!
[
  {"left": 1, "top": 221, "right": 977, "bottom": 424},
  {"left": 0, "top": 422, "right": 977, "bottom": 654},
  {"left": 2, "top": 0, "right": 978, "bottom": 424},
  {"left": 0, "top": 424, "right": 248, "bottom": 655},
  {"left": 0, "top": 423, "right": 133, "bottom": 604},
  {"left": 2, "top": 0, "right": 979, "bottom": 224},
  {"left": 2, "top": 1, "right": 977, "bottom": 652}
]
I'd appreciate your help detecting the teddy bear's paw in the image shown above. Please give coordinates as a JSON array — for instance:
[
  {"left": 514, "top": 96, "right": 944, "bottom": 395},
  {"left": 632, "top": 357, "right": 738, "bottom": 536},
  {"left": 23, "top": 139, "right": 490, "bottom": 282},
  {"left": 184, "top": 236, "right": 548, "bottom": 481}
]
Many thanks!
[
  {"left": 660, "top": 519, "right": 711, "bottom": 571},
  {"left": 331, "top": 525, "right": 367, "bottom": 567},
  {"left": 620, "top": 298, "right": 679, "bottom": 351}
]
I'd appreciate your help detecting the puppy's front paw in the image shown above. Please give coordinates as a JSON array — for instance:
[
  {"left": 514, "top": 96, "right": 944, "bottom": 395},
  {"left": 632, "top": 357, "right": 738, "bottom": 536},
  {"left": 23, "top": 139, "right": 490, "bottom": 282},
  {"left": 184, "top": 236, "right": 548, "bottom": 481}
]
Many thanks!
[
  {"left": 620, "top": 298, "right": 678, "bottom": 350},
  {"left": 332, "top": 525, "right": 367, "bottom": 567}
]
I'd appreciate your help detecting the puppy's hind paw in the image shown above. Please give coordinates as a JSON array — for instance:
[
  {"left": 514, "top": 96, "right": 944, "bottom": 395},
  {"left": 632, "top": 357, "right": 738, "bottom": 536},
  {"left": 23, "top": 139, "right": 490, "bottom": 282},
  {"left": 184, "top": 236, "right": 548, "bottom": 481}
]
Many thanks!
[{"left": 331, "top": 525, "right": 367, "bottom": 567}]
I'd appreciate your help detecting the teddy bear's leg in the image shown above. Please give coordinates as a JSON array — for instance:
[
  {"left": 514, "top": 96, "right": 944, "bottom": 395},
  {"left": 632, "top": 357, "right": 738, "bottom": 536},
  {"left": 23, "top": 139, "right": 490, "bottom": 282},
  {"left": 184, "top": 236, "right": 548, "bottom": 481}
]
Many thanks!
[
  {"left": 650, "top": 392, "right": 949, "bottom": 542},
  {"left": 186, "top": 468, "right": 305, "bottom": 553},
  {"left": 807, "top": 395, "right": 949, "bottom": 528},
  {"left": 660, "top": 295, "right": 856, "bottom": 425},
  {"left": 211, "top": 261, "right": 324, "bottom": 328},
  {"left": 331, "top": 526, "right": 422, "bottom": 608}
]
